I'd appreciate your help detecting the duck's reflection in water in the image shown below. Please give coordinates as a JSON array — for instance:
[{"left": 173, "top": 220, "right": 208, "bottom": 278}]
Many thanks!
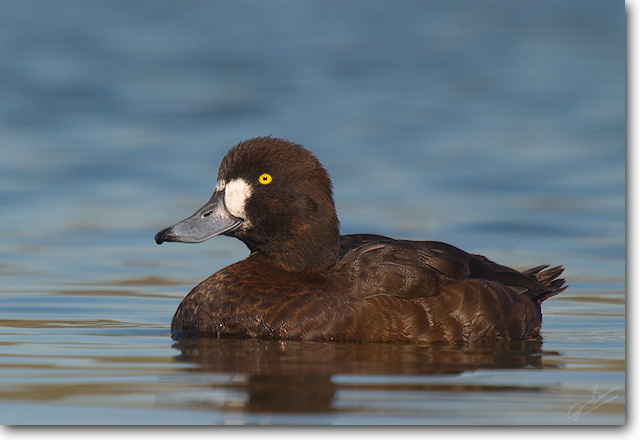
[{"left": 172, "top": 338, "right": 561, "bottom": 414}]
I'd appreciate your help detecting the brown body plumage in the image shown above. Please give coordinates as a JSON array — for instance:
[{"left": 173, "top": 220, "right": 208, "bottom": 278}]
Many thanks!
[{"left": 157, "top": 137, "right": 566, "bottom": 343}]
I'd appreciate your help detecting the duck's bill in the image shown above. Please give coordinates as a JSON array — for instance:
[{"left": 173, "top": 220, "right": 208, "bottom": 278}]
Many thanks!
[{"left": 155, "top": 191, "right": 242, "bottom": 245}]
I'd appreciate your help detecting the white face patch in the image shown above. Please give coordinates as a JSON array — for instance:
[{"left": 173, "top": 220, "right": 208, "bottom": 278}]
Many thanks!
[
  {"left": 224, "top": 178, "right": 252, "bottom": 219},
  {"left": 214, "top": 180, "right": 226, "bottom": 193}
]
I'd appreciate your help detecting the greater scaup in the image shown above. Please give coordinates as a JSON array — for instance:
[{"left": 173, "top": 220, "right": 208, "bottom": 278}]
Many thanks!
[{"left": 156, "top": 137, "right": 566, "bottom": 343}]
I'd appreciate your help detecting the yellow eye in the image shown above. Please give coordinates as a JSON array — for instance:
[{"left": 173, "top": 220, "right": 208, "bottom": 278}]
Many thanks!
[{"left": 258, "top": 173, "right": 272, "bottom": 185}]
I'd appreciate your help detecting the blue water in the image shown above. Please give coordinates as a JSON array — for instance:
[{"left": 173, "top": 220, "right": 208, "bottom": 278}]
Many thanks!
[{"left": 0, "top": 0, "right": 624, "bottom": 425}]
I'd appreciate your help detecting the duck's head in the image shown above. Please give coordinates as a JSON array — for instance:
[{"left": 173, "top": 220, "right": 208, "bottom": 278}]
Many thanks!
[{"left": 155, "top": 137, "right": 340, "bottom": 274}]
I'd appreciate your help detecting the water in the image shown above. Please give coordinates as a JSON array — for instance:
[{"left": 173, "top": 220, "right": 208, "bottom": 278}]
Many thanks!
[{"left": 0, "top": 0, "right": 624, "bottom": 425}]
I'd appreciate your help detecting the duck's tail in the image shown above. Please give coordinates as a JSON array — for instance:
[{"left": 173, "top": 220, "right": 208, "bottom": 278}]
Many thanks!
[{"left": 522, "top": 265, "right": 567, "bottom": 303}]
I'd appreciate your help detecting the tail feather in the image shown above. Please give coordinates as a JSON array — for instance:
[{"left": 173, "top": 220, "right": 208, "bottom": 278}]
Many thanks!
[
  {"left": 524, "top": 265, "right": 567, "bottom": 303},
  {"left": 522, "top": 264, "right": 549, "bottom": 278}
]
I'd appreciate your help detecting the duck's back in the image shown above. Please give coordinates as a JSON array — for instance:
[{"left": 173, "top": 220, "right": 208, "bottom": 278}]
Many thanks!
[{"left": 331, "top": 234, "right": 566, "bottom": 342}]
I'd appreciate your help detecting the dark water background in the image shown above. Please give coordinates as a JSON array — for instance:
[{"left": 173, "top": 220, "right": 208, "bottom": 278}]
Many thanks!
[{"left": 0, "top": 0, "right": 624, "bottom": 425}]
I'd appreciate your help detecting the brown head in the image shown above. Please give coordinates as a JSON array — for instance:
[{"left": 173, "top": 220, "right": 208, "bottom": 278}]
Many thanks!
[{"left": 155, "top": 137, "right": 340, "bottom": 274}]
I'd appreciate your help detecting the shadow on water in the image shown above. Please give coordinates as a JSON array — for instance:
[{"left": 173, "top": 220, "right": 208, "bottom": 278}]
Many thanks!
[{"left": 172, "top": 338, "right": 563, "bottom": 414}]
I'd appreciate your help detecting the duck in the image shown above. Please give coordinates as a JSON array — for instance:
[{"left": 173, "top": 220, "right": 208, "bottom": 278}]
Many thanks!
[{"left": 155, "top": 136, "right": 566, "bottom": 343}]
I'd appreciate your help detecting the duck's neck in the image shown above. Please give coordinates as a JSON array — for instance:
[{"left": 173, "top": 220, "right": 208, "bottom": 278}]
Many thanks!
[
  {"left": 242, "top": 229, "right": 340, "bottom": 275},
  {"left": 238, "top": 210, "right": 340, "bottom": 275},
  {"left": 276, "top": 225, "right": 340, "bottom": 274}
]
